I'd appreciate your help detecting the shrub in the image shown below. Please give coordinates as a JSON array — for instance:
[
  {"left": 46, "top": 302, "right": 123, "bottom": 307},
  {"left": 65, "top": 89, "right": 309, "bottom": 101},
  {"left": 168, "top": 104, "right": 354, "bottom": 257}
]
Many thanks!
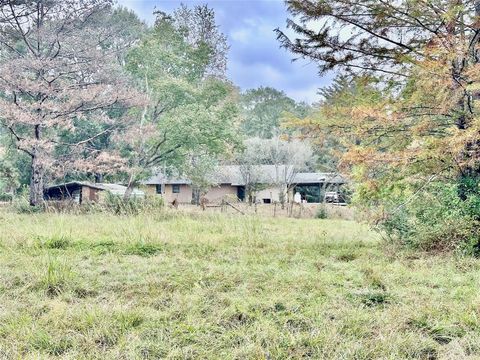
[
  {"left": 315, "top": 205, "right": 328, "bottom": 219},
  {"left": 379, "top": 181, "right": 480, "bottom": 255},
  {"left": 0, "top": 193, "right": 13, "bottom": 202},
  {"left": 12, "top": 194, "right": 44, "bottom": 214}
]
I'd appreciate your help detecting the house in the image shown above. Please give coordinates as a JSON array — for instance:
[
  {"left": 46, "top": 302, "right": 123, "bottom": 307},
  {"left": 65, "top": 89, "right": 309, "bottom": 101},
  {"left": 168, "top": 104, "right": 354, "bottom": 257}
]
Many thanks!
[
  {"left": 44, "top": 182, "right": 144, "bottom": 204},
  {"left": 141, "top": 173, "right": 193, "bottom": 203},
  {"left": 143, "top": 165, "right": 347, "bottom": 204}
]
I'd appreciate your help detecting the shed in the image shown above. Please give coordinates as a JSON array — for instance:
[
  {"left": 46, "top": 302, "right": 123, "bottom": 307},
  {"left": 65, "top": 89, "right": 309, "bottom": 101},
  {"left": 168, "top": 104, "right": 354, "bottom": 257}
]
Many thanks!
[{"left": 44, "top": 182, "right": 144, "bottom": 204}]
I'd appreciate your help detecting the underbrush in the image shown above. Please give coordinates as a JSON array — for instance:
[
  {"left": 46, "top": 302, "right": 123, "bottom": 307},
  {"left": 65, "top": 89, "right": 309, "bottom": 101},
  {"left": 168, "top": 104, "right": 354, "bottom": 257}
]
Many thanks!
[
  {"left": 11, "top": 192, "right": 165, "bottom": 216},
  {"left": 93, "top": 192, "right": 165, "bottom": 215},
  {"left": 378, "top": 181, "right": 480, "bottom": 255}
]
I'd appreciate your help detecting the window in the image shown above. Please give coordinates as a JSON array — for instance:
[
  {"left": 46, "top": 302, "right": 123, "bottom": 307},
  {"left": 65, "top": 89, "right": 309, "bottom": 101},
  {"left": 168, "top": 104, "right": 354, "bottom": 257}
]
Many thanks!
[
  {"left": 172, "top": 184, "right": 180, "bottom": 193},
  {"left": 155, "top": 184, "right": 162, "bottom": 194}
]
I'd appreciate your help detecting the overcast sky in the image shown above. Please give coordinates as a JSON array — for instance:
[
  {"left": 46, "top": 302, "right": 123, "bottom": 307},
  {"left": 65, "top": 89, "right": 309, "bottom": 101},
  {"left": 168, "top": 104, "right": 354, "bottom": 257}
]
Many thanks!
[{"left": 117, "top": 0, "right": 332, "bottom": 103}]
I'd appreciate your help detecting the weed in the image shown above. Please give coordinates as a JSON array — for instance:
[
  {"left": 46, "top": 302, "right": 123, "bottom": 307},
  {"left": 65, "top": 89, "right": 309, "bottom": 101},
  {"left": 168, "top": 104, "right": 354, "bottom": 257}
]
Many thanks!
[
  {"left": 40, "top": 256, "right": 75, "bottom": 296},
  {"left": 37, "top": 235, "right": 71, "bottom": 249},
  {"left": 125, "top": 241, "right": 164, "bottom": 257}
]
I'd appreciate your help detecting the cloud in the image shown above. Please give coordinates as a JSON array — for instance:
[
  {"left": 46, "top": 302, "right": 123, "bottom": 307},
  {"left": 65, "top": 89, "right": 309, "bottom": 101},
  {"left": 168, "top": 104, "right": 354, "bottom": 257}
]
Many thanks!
[
  {"left": 230, "top": 28, "right": 250, "bottom": 44},
  {"left": 116, "top": 0, "right": 332, "bottom": 104},
  {"left": 117, "top": 0, "right": 155, "bottom": 23},
  {"left": 288, "top": 86, "right": 322, "bottom": 104}
]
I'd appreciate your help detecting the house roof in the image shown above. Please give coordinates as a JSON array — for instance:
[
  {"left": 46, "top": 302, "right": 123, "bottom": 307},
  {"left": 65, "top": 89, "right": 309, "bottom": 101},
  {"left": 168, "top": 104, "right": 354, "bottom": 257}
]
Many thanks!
[
  {"left": 294, "top": 172, "right": 346, "bottom": 184},
  {"left": 45, "top": 182, "right": 145, "bottom": 197},
  {"left": 144, "top": 165, "right": 347, "bottom": 186},
  {"left": 45, "top": 181, "right": 105, "bottom": 191},
  {"left": 143, "top": 173, "right": 191, "bottom": 185},
  {"left": 96, "top": 183, "right": 145, "bottom": 197}
]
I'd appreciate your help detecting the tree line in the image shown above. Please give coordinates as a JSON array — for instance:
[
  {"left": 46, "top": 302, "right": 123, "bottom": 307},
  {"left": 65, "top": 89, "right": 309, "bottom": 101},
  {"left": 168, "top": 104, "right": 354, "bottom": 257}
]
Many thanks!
[{"left": 0, "top": 0, "right": 316, "bottom": 206}]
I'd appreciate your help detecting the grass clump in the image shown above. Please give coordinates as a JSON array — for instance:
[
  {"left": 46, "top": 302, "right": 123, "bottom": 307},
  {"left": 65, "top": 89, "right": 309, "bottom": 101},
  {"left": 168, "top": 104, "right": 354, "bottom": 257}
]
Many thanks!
[
  {"left": 36, "top": 235, "right": 71, "bottom": 250},
  {"left": 407, "top": 316, "right": 466, "bottom": 345},
  {"left": 352, "top": 290, "right": 392, "bottom": 307},
  {"left": 40, "top": 257, "right": 76, "bottom": 296},
  {"left": 335, "top": 250, "right": 357, "bottom": 262},
  {"left": 30, "top": 331, "right": 73, "bottom": 356},
  {"left": 125, "top": 240, "right": 164, "bottom": 257},
  {"left": 315, "top": 204, "right": 328, "bottom": 219}
]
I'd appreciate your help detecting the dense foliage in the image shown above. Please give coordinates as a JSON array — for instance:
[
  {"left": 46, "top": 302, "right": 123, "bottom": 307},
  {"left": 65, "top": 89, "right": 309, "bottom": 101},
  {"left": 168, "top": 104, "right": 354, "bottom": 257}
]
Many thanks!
[
  {"left": 0, "top": 1, "right": 243, "bottom": 202},
  {"left": 0, "top": 0, "right": 323, "bottom": 206},
  {"left": 281, "top": 0, "right": 480, "bottom": 253},
  {"left": 240, "top": 87, "right": 310, "bottom": 138}
]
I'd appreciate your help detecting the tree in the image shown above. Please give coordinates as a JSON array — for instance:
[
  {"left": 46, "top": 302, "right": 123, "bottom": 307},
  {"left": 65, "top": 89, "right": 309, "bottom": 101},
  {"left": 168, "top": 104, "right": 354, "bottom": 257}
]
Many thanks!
[
  {"left": 276, "top": 0, "right": 476, "bottom": 77},
  {"left": 240, "top": 87, "right": 309, "bottom": 138},
  {"left": 121, "top": 6, "right": 240, "bottom": 197},
  {"left": 283, "top": 39, "right": 480, "bottom": 249},
  {"left": 0, "top": 145, "right": 18, "bottom": 198},
  {"left": 236, "top": 137, "right": 315, "bottom": 205},
  {"left": 182, "top": 153, "right": 219, "bottom": 205},
  {"left": 277, "top": 1, "right": 480, "bottom": 208},
  {"left": 171, "top": 4, "right": 229, "bottom": 78},
  {"left": 107, "top": 6, "right": 148, "bottom": 67},
  {"left": 277, "top": 0, "right": 480, "bottom": 140},
  {"left": 267, "top": 137, "right": 316, "bottom": 205},
  {"left": 0, "top": 0, "right": 140, "bottom": 206}
]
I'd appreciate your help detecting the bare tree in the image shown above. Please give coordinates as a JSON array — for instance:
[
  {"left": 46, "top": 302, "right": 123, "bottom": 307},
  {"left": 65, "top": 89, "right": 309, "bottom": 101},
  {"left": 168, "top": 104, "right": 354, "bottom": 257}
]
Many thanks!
[
  {"left": 240, "top": 137, "right": 315, "bottom": 206},
  {"left": 273, "top": 138, "right": 315, "bottom": 206},
  {"left": 238, "top": 163, "right": 264, "bottom": 204},
  {"left": 0, "top": 0, "right": 140, "bottom": 206}
]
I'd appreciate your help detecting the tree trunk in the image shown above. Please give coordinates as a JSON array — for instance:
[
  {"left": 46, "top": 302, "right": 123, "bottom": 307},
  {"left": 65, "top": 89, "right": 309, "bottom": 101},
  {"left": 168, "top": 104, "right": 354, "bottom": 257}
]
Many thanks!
[
  {"left": 192, "top": 186, "right": 201, "bottom": 205},
  {"left": 94, "top": 173, "right": 103, "bottom": 183},
  {"left": 124, "top": 174, "right": 136, "bottom": 201},
  {"left": 29, "top": 154, "right": 44, "bottom": 207}
]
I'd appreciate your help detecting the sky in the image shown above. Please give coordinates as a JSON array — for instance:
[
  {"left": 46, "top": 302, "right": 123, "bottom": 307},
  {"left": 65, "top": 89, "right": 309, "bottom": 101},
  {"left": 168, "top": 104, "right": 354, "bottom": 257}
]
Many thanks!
[{"left": 117, "top": 0, "right": 332, "bottom": 103}]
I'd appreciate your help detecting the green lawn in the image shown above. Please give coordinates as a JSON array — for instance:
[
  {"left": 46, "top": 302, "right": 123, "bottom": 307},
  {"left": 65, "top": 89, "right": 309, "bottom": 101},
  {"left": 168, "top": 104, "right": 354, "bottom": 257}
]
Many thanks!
[{"left": 0, "top": 211, "right": 479, "bottom": 359}]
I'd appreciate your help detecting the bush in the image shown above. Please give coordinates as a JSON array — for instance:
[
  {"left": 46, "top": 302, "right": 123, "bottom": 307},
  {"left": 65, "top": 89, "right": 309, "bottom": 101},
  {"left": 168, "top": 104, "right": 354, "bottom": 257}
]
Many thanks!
[
  {"left": 0, "top": 193, "right": 13, "bottom": 202},
  {"left": 379, "top": 181, "right": 480, "bottom": 255},
  {"left": 315, "top": 205, "right": 328, "bottom": 219},
  {"left": 12, "top": 194, "right": 44, "bottom": 214}
]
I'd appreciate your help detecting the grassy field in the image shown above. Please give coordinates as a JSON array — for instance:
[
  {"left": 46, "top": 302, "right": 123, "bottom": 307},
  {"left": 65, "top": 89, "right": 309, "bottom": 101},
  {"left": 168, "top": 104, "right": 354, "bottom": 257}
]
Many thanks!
[{"left": 0, "top": 211, "right": 479, "bottom": 359}]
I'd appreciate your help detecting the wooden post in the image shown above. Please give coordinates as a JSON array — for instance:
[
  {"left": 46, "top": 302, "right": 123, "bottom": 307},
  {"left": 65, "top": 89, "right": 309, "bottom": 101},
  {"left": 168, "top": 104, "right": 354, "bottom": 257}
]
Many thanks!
[{"left": 225, "top": 201, "right": 245, "bottom": 215}]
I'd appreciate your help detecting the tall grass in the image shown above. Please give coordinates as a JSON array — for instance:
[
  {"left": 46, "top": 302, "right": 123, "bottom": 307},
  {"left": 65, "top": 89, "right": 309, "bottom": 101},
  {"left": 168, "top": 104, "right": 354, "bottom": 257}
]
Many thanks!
[
  {"left": 0, "top": 210, "right": 478, "bottom": 358},
  {"left": 40, "top": 256, "right": 76, "bottom": 296}
]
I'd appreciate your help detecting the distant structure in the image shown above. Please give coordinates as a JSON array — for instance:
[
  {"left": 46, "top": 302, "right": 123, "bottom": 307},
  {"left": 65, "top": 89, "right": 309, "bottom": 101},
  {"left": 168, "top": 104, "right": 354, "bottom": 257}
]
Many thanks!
[
  {"left": 44, "top": 182, "right": 144, "bottom": 204},
  {"left": 143, "top": 165, "right": 346, "bottom": 204}
]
